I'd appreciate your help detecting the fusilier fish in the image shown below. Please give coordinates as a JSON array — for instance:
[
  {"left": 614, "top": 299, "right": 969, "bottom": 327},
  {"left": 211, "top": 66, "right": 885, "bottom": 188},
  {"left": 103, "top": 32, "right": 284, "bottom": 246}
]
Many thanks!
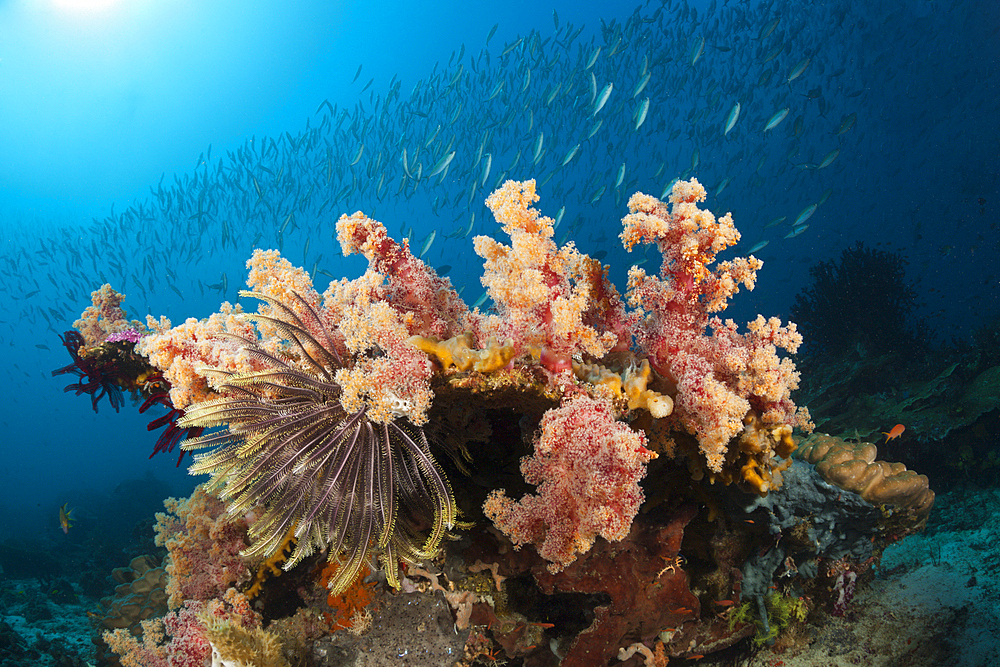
[
  {"left": 724, "top": 102, "right": 741, "bottom": 135},
  {"left": 817, "top": 149, "right": 840, "bottom": 169},
  {"left": 593, "top": 82, "right": 613, "bottom": 116},
  {"left": 764, "top": 107, "right": 790, "bottom": 132},
  {"left": 787, "top": 57, "right": 811, "bottom": 82},
  {"left": 794, "top": 204, "right": 817, "bottom": 226},
  {"left": 634, "top": 97, "right": 650, "bottom": 130},
  {"left": 690, "top": 36, "right": 706, "bottom": 65},
  {"left": 427, "top": 151, "right": 455, "bottom": 178}
]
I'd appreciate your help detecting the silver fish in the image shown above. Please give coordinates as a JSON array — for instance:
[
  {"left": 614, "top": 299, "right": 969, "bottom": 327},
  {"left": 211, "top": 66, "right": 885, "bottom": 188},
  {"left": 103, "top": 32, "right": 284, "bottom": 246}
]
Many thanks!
[
  {"left": 634, "top": 97, "right": 649, "bottom": 130},
  {"left": 724, "top": 102, "right": 741, "bottom": 136},
  {"left": 817, "top": 149, "right": 840, "bottom": 169},
  {"left": 690, "top": 36, "right": 705, "bottom": 66},
  {"left": 633, "top": 72, "right": 651, "bottom": 98},
  {"left": 593, "top": 82, "right": 613, "bottom": 116},
  {"left": 763, "top": 107, "right": 790, "bottom": 132},
  {"left": 561, "top": 143, "right": 580, "bottom": 166},
  {"left": 419, "top": 230, "right": 436, "bottom": 258},
  {"left": 427, "top": 151, "right": 455, "bottom": 178},
  {"left": 836, "top": 112, "right": 857, "bottom": 135},
  {"left": 533, "top": 132, "right": 545, "bottom": 164},
  {"left": 787, "top": 57, "right": 811, "bottom": 82},
  {"left": 794, "top": 204, "right": 818, "bottom": 226}
]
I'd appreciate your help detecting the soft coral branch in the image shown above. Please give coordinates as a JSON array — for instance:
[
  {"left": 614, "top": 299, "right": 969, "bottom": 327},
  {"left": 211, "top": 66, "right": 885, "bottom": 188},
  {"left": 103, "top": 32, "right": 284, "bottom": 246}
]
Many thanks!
[{"left": 621, "top": 180, "right": 809, "bottom": 473}]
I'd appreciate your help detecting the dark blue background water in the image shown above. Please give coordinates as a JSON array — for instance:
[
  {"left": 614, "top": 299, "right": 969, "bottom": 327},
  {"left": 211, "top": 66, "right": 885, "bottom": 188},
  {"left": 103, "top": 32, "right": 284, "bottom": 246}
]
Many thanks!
[{"left": 0, "top": 0, "right": 996, "bottom": 547}]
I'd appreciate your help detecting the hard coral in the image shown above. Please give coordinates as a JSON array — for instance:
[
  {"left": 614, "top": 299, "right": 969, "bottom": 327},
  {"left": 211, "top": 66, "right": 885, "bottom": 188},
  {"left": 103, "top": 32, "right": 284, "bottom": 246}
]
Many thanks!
[
  {"left": 95, "top": 555, "right": 169, "bottom": 667},
  {"left": 798, "top": 433, "right": 935, "bottom": 515}
]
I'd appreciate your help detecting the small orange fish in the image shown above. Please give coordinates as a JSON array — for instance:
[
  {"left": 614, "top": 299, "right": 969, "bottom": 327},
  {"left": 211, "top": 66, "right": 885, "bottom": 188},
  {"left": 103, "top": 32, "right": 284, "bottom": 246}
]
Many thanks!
[
  {"left": 59, "top": 503, "right": 74, "bottom": 534},
  {"left": 882, "top": 424, "right": 905, "bottom": 442},
  {"left": 687, "top": 655, "right": 705, "bottom": 660},
  {"left": 713, "top": 599, "right": 735, "bottom": 606}
]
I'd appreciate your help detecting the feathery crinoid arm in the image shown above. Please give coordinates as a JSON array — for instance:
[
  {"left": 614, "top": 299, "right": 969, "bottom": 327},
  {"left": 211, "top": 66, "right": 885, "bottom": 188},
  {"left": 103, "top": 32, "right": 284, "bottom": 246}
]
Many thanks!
[{"left": 178, "top": 290, "right": 455, "bottom": 595}]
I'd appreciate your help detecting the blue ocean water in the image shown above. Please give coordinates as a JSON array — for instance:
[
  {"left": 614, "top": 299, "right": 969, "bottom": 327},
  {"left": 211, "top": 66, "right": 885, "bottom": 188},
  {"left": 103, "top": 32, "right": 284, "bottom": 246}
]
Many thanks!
[{"left": 0, "top": 0, "right": 997, "bottom": 664}]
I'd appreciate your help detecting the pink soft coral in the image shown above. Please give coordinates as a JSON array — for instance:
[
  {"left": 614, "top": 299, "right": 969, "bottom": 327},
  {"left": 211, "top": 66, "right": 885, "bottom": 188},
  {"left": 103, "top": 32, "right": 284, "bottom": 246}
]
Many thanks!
[
  {"left": 153, "top": 485, "right": 252, "bottom": 609},
  {"left": 621, "top": 180, "right": 809, "bottom": 472},
  {"left": 483, "top": 394, "right": 655, "bottom": 572}
]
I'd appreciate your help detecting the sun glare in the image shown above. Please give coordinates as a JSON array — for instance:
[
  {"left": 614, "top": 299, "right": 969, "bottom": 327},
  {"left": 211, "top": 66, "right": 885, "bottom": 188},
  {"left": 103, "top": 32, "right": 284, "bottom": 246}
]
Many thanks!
[{"left": 52, "top": 0, "right": 121, "bottom": 11}]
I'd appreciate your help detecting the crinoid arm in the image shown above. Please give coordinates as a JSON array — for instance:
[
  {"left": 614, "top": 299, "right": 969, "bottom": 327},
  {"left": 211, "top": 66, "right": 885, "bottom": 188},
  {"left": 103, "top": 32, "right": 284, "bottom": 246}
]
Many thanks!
[{"left": 177, "top": 291, "right": 456, "bottom": 595}]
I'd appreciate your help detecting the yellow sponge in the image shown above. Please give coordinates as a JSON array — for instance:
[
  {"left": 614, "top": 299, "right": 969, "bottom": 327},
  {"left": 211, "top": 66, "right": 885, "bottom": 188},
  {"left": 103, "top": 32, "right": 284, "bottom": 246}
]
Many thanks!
[{"left": 409, "top": 333, "right": 515, "bottom": 373}]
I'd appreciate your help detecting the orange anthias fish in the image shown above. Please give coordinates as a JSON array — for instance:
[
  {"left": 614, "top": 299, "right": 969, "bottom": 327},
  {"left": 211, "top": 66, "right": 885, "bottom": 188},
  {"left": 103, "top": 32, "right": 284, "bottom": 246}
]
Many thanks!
[
  {"left": 882, "top": 424, "right": 905, "bottom": 443},
  {"left": 59, "top": 503, "right": 74, "bottom": 534}
]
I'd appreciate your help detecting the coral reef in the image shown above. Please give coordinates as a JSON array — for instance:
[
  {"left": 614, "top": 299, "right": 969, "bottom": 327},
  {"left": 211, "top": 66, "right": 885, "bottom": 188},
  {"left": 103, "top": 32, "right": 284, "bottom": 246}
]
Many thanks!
[
  {"left": 91, "top": 555, "right": 168, "bottom": 666},
  {"left": 620, "top": 182, "right": 811, "bottom": 478},
  {"left": 202, "top": 613, "right": 289, "bottom": 667},
  {"left": 153, "top": 485, "right": 252, "bottom": 609},
  {"left": 103, "top": 588, "right": 263, "bottom": 667},
  {"left": 52, "top": 330, "right": 147, "bottom": 413},
  {"left": 136, "top": 301, "right": 260, "bottom": 411},
  {"left": 52, "top": 326, "right": 206, "bottom": 462},
  {"left": 177, "top": 290, "right": 456, "bottom": 595},
  {"left": 408, "top": 332, "right": 516, "bottom": 373},
  {"left": 60, "top": 178, "right": 939, "bottom": 666},
  {"left": 472, "top": 179, "right": 631, "bottom": 365},
  {"left": 572, "top": 355, "right": 673, "bottom": 418},
  {"left": 73, "top": 284, "right": 145, "bottom": 348}
]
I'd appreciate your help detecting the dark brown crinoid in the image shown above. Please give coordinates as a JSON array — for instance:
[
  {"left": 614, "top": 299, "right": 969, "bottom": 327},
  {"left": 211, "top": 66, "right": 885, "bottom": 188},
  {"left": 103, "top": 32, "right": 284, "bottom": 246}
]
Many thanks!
[{"left": 178, "top": 290, "right": 456, "bottom": 594}]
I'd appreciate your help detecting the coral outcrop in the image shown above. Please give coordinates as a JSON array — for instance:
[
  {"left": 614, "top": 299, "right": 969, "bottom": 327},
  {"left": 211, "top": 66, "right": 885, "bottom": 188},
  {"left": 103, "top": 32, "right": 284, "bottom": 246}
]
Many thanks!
[{"left": 63, "top": 178, "right": 936, "bottom": 666}]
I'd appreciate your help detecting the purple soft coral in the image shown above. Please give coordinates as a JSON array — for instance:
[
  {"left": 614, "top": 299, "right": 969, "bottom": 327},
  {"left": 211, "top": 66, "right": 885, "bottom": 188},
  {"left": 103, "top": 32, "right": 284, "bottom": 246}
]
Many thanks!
[{"left": 105, "top": 328, "right": 142, "bottom": 344}]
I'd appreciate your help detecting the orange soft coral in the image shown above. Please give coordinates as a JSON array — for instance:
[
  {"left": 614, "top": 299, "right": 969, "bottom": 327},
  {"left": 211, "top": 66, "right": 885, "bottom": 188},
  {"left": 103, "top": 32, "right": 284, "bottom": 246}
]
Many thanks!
[
  {"left": 472, "top": 180, "right": 631, "bottom": 364},
  {"left": 153, "top": 485, "right": 252, "bottom": 609},
  {"left": 335, "top": 211, "right": 469, "bottom": 339},
  {"left": 74, "top": 284, "right": 145, "bottom": 347},
  {"left": 137, "top": 302, "right": 261, "bottom": 410}
]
